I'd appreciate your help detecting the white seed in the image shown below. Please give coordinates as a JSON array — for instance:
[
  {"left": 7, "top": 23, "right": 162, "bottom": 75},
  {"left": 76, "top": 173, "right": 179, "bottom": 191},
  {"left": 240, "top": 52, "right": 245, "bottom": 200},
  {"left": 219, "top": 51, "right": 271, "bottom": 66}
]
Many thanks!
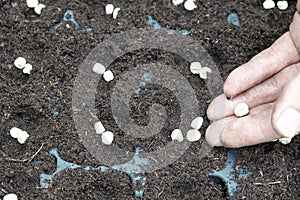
[
  {"left": 199, "top": 67, "right": 212, "bottom": 80},
  {"left": 3, "top": 193, "right": 18, "bottom": 200},
  {"left": 66, "top": 24, "right": 70, "bottom": 28},
  {"left": 105, "top": 4, "right": 114, "bottom": 15},
  {"left": 184, "top": 0, "right": 197, "bottom": 11},
  {"left": 234, "top": 102, "right": 249, "bottom": 117},
  {"left": 279, "top": 137, "right": 292, "bottom": 145},
  {"left": 9, "top": 127, "right": 29, "bottom": 144},
  {"left": 23, "top": 63, "right": 33, "bottom": 74},
  {"left": 113, "top": 7, "right": 120, "bottom": 19},
  {"left": 190, "top": 62, "right": 202, "bottom": 74},
  {"left": 103, "top": 70, "right": 114, "bottom": 82},
  {"left": 186, "top": 129, "right": 201, "bottom": 142},
  {"left": 101, "top": 131, "right": 114, "bottom": 145},
  {"left": 10, "top": 127, "right": 23, "bottom": 139},
  {"left": 171, "top": 129, "right": 183, "bottom": 142},
  {"left": 94, "top": 121, "right": 105, "bottom": 134},
  {"left": 191, "top": 117, "right": 203, "bottom": 130},
  {"left": 34, "top": 4, "right": 46, "bottom": 15},
  {"left": 14, "top": 57, "right": 26, "bottom": 69},
  {"left": 17, "top": 131, "right": 29, "bottom": 144},
  {"left": 263, "top": 0, "right": 275, "bottom": 9},
  {"left": 277, "top": 1, "right": 288, "bottom": 10},
  {"left": 172, "top": 0, "right": 184, "bottom": 6},
  {"left": 92, "top": 63, "right": 106, "bottom": 74},
  {"left": 26, "top": 0, "right": 39, "bottom": 8}
]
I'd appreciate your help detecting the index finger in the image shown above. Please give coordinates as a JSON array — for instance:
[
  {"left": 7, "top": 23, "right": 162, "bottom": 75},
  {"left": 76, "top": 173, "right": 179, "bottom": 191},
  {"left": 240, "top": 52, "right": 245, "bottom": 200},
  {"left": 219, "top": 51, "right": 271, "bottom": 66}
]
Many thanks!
[{"left": 224, "top": 32, "right": 300, "bottom": 98}]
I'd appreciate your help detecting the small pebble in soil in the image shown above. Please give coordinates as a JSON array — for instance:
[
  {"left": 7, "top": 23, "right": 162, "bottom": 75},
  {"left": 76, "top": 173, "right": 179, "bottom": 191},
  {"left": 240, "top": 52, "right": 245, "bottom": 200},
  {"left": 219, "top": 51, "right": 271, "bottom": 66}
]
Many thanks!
[
  {"left": 263, "top": 0, "right": 275, "bottom": 9},
  {"left": 227, "top": 12, "right": 240, "bottom": 26},
  {"left": 10, "top": 127, "right": 29, "bottom": 144},
  {"left": 3, "top": 193, "right": 18, "bottom": 200},
  {"left": 234, "top": 102, "right": 249, "bottom": 117},
  {"left": 94, "top": 121, "right": 105, "bottom": 134},
  {"left": 184, "top": 0, "right": 197, "bottom": 11},
  {"left": 34, "top": 3, "right": 46, "bottom": 15},
  {"left": 277, "top": 1, "right": 288, "bottom": 10},
  {"left": 26, "top": 0, "right": 39, "bottom": 8},
  {"left": 186, "top": 129, "right": 201, "bottom": 142},
  {"left": 171, "top": 129, "right": 184, "bottom": 142},
  {"left": 105, "top": 4, "right": 114, "bottom": 15},
  {"left": 279, "top": 137, "right": 293, "bottom": 144},
  {"left": 190, "top": 62, "right": 212, "bottom": 79},
  {"left": 92, "top": 63, "right": 106, "bottom": 74},
  {"left": 14, "top": 57, "right": 26, "bottom": 69},
  {"left": 23, "top": 63, "right": 33, "bottom": 74},
  {"left": 113, "top": 7, "right": 120, "bottom": 19},
  {"left": 101, "top": 131, "right": 114, "bottom": 145},
  {"left": 191, "top": 117, "right": 203, "bottom": 130},
  {"left": 103, "top": 70, "right": 114, "bottom": 82},
  {"left": 172, "top": 0, "right": 184, "bottom": 6}
]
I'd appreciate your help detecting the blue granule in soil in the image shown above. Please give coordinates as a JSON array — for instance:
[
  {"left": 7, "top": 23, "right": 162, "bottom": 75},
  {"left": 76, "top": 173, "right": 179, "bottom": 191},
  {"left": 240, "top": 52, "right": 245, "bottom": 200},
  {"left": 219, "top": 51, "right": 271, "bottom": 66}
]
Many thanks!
[
  {"left": 112, "top": 147, "right": 148, "bottom": 198},
  {"left": 147, "top": 15, "right": 191, "bottom": 35},
  {"left": 227, "top": 13, "right": 240, "bottom": 26},
  {"left": 40, "top": 148, "right": 148, "bottom": 198},
  {"left": 135, "top": 72, "right": 156, "bottom": 96},
  {"left": 50, "top": 9, "right": 92, "bottom": 34},
  {"left": 209, "top": 149, "right": 252, "bottom": 199},
  {"left": 40, "top": 148, "right": 109, "bottom": 188}
]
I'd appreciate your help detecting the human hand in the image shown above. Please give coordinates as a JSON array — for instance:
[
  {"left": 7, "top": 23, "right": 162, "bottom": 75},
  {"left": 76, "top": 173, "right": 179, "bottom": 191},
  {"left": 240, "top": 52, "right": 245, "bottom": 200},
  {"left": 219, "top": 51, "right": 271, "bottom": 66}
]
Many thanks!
[{"left": 205, "top": 1, "right": 300, "bottom": 148}]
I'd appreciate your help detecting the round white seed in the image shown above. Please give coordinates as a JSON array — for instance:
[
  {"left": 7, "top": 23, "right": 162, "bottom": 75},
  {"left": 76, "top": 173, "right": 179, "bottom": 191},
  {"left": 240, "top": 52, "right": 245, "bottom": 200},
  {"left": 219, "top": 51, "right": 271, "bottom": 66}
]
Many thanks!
[
  {"left": 171, "top": 129, "right": 183, "bottom": 142},
  {"left": 26, "top": 0, "right": 39, "bottom": 8},
  {"left": 113, "top": 7, "right": 120, "bottom": 19},
  {"left": 103, "top": 70, "right": 114, "bottom": 82},
  {"left": 10, "top": 127, "right": 23, "bottom": 139},
  {"left": 14, "top": 57, "right": 26, "bottom": 69},
  {"left": 94, "top": 121, "right": 105, "bottom": 134},
  {"left": 186, "top": 129, "right": 201, "bottom": 142},
  {"left": 279, "top": 137, "right": 292, "bottom": 145},
  {"left": 105, "top": 4, "right": 114, "bottom": 15},
  {"left": 23, "top": 63, "right": 33, "bottom": 74},
  {"left": 172, "top": 0, "right": 184, "bottom": 6},
  {"left": 101, "top": 131, "right": 114, "bottom": 145},
  {"left": 92, "top": 63, "right": 106, "bottom": 75},
  {"left": 191, "top": 117, "right": 204, "bottom": 130},
  {"left": 17, "top": 131, "right": 30, "bottom": 144},
  {"left": 277, "top": 1, "right": 288, "bottom": 10},
  {"left": 184, "top": 0, "right": 197, "bottom": 11},
  {"left": 263, "top": 0, "right": 275, "bottom": 9},
  {"left": 3, "top": 193, "right": 18, "bottom": 200},
  {"left": 199, "top": 67, "right": 212, "bottom": 80},
  {"left": 34, "top": 4, "right": 46, "bottom": 15},
  {"left": 234, "top": 102, "right": 249, "bottom": 117},
  {"left": 190, "top": 62, "right": 202, "bottom": 74}
]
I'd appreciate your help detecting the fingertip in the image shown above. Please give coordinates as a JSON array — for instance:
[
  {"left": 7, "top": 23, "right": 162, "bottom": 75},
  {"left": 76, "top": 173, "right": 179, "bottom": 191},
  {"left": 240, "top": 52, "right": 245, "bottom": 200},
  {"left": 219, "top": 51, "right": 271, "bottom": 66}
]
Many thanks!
[
  {"left": 205, "top": 124, "right": 223, "bottom": 147},
  {"left": 206, "top": 94, "right": 227, "bottom": 120},
  {"left": 223, "top": 70, "right": 239, "bottom": 98}
]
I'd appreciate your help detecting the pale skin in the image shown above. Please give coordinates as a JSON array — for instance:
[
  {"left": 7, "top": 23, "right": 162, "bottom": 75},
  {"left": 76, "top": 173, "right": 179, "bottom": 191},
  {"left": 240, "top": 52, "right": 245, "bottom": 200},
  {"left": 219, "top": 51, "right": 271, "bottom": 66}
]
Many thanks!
[{"left": 205, "top": 1, "right": 300, "bottom": 148}]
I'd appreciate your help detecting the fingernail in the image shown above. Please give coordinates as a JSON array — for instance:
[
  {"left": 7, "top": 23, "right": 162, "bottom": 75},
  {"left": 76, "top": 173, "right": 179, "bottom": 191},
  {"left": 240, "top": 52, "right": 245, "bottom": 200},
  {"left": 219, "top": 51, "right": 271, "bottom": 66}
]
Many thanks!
[{"left": 276, "top": 108, "right": 300, "bottom": 138}]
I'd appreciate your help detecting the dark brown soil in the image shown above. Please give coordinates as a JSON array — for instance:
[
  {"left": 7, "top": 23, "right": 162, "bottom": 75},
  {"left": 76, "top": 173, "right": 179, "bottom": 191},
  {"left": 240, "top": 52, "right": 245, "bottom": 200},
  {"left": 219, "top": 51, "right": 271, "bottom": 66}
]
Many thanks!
[{"left": 0, "top": 0, "right": 299, "bottom": 199}]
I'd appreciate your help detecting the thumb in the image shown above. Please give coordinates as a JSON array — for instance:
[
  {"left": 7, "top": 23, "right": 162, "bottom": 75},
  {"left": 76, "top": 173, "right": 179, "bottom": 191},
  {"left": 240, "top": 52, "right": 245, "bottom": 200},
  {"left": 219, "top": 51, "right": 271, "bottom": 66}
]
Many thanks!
[{"left": 272, "top": 69, "right": 300, "bottom": 138}]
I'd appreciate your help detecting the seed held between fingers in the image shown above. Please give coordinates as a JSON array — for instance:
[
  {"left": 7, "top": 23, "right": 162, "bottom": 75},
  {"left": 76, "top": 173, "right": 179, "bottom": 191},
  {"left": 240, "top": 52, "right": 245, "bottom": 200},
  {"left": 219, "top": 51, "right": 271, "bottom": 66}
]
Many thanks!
[{"left": 234, "top": 102, "right": 249, "bottom": 117}]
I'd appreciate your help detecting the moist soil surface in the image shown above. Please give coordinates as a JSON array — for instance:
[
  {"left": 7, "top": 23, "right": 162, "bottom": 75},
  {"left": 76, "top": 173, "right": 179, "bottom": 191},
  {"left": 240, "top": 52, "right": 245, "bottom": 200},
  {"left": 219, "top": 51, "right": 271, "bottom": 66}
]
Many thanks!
[{"left": 0, "top": 0, "right": 299, "bottom": 199}]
